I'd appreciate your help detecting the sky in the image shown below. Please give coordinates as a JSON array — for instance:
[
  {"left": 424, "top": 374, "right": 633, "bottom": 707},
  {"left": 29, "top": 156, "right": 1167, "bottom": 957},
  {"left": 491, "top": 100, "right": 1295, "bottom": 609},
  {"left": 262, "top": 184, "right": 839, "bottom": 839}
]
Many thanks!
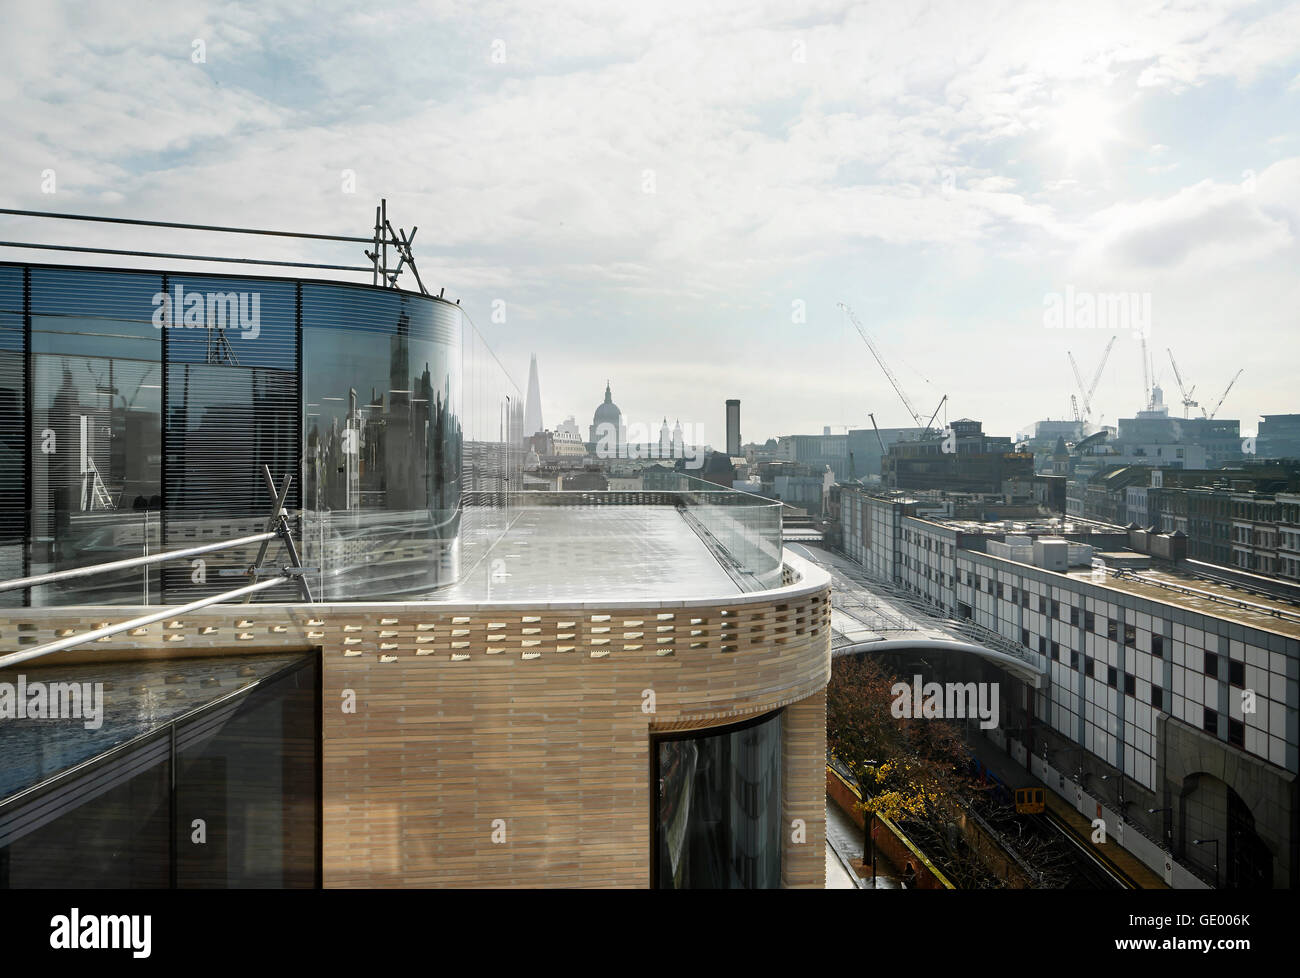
[{"left": 2, "top": 0, "right": 1299, "bottom": 444}]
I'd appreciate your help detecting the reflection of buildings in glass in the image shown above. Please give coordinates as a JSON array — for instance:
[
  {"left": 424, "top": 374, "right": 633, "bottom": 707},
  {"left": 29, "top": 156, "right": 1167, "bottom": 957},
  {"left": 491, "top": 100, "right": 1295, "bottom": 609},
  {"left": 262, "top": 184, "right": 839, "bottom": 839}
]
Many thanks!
[
  {"left": 3, "top": 265, "right": 512, "bottom": 604},
  {"left": 655, "top": 712, "right": 783, "bottom": 889}
]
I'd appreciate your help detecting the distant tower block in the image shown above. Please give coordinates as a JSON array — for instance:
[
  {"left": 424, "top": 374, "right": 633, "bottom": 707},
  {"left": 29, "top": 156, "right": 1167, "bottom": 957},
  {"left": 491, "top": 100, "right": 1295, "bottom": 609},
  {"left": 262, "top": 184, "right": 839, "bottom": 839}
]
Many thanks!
[
  {"left": 523, "top": 353, "right": 544, "bottom": 439},
  {"left": 726, "top": 399, "right": 741, "bottom": 457}
]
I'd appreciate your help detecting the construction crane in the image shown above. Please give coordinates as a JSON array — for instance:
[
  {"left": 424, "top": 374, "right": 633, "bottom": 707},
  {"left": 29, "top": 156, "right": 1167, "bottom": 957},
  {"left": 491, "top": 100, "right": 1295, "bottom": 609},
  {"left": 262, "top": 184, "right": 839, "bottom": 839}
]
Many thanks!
[
  {"left": 868, "top": 413, "right": 887, "bottom": 453},
  {"left": 1070, "top": 394, "right": 1081, "bottom": 423},
  {"left": 1203, "top": 369, "right": 1243, "bottom": 420},
  {"left": 1066, "top": 335, "right": 1116, "bottom": 421},
  {"left": 1140, "top": 335, "right": 1151, "bottom": 410},
  {"left": 1166, "top": 348, "right": 1198, "bottom": 418},
  {"left": 839, "top": 301, "right": 946, "bottom": 432}
]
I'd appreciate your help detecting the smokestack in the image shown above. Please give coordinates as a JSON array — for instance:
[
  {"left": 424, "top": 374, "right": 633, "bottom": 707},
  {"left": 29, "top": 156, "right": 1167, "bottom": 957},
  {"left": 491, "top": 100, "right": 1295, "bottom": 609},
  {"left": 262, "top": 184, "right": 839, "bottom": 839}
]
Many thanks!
[{"left": 726, "top": 399, "right": 741, "bottom": 457}]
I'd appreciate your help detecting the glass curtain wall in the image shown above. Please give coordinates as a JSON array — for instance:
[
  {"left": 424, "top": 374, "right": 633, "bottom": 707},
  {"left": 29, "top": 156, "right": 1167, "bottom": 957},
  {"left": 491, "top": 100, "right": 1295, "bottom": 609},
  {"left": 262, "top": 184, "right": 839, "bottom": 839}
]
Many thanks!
[
  {"left": 0, "top": 267, "right": 24, "bottom": 605},
  {"left": 28, "top": 268, "right": 163, "bottom": 605},
  {"left": 0, "top": 261, "right": 524, "bottom": 603},
  {"left": 163, "top": 273, "right": 300, "bottom": 602},
  {"left": 301, "top": 284, "right": 461, "bottom": 599},
  {"left": 654, "top": 710, "right": 784, "bottom": 888}
]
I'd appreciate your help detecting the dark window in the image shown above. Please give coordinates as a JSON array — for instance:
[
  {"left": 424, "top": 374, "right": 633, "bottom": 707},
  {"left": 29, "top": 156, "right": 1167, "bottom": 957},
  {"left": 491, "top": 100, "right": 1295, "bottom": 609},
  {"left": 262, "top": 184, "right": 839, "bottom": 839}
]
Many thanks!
[
  {"left": 1071, "top": 650, "right": 1080, "bottom": 670},
  {"left": 1038, "top": 635, "right": 1047, "bottom": 654},
  {"left": 1151, "top": 686, "right": 1163, "bottom": 710},
  {"left": 1204, "top": 651, "right": 1218, "bottom": 677},
  {"left": 1070, "top": 606, "right": 1080, "bottom": 627},
  {"left": 1084, "top": 610, "right": 1095, "bottom": 632},
  {"left": 1021, "top": 590, "right": 1030, "bottom": 609},
  {"left": 1229, "top": 660, "right": 1245, "bottom": 688},
  {"left": 655, "top": 711, "right": 783, "bottom": 889},
  {"left": 1037, "top": 595, "right": 1046, "bottom": 614},
  {"left": 1151, "top": 634, "right": 1164, "bottom": 658},
  {"left": 1050, "top": 641, "right": 1060, "bottom": 662},
  {"left": 1203, "top": 708, "right": 1218, "bottom": 735},
  {"left": 1051, "top": 599, "right": 1061, "bottom": 619},
  {"left": 1021, "top": 628, "right": 1031, "bottom": 646},
  {"left": 1228, "top": 719, "right": 1244, "bottom": 748},
  {"left": 1124, "top": 673, "right": 1135, "bottom": 696},
  {"left": 1123, "top": 624, "right": 1136, "bottom": 646},
  {"left": 1107, "top": 665, "right": 1118, "bottom": 688},
  {"left": 1106, "top": 619, "right": 1118, "bottom": 641},
  {"left": 1084, "top": 656, "right": 1094, "bottom": 678}
]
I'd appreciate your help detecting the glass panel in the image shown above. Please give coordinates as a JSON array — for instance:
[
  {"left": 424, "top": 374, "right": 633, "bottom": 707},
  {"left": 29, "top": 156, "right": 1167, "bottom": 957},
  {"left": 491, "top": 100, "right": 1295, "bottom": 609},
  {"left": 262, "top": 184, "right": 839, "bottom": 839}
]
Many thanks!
[
  {"left": 0, "top": 653, "right": 319, "bottom": 889},
  {"left": 0, "top": 267, "right": 24, "bottom": 603},
  {"left": 655, "top": 710, "right": 783, "bottom": 888},
  {"left": 28, "top": 268, "right": 163, "bottom": 605},
  {"left": 175, "top": 659, "right": 317, "bottom": 888},
  {"left": 302, "top": 283, "right": 462, "bottom": 599},
  {"left": 163, "top": 275, "right": 299, "bottom": 603},
  {"left": 0, "top": 734, "right": 171, "bottom": 888}
]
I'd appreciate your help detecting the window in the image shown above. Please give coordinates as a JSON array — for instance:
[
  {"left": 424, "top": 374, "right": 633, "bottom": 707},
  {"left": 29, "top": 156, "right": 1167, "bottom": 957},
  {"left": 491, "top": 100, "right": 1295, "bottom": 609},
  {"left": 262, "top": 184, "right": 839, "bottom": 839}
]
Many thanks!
[
  {"left": 654, "top": 711, "right": 783, "bottom": 889},
  {"left": 1203, "top": 708, "right": 1218, "bottom": 735},
  {"left": 1084, "top": 610, "right": 1095, "bottom": 632},
  {"left": 1021, "top": 590, "right": 1030, "bottom": 609},
  {"left": 1038, "top": 635, "right": 1047, "bottom": 655},
  {"left": 1204, "top": 651, "right": 1218, "bottom": 677},
  {"left": 1051, "top": 599, "right": 1061, "bottom": 619},
  {"left": 1151, "top": 686, "right": 1163, "bottom": 710},
  {"left": 1229, "top": 660, "right": 1245, "bottom": 688},
  {"left": 1107, "top": 665, "right": 1117, "bottom": 688},
  {"left": 1070, "top": 606, "right": 1080, "bottom": 627},
  {"left": 1151, "top": 634, "right": 1164, "bottom": 658},
  {"left": 1050, "top": 641, "right": 1060, "bottom": 662},
  {"left": 1123, "top": 624, "right": 1136, "bottom": 646},
  {"left": 1021, "top": 628, "right": 1031, "bottom": 646},
  {"left": 1106, "top": 619, "right": 1118, "bottom": 641},
  {"left": 1084, "top": 656, "right": 1094, "bottom": 678},
  {"left": 1228, "top": 718, "right": 1244, "bottom": 749},
  {"left": 1124, "top": 673, "right": 1135, "bottom": 696},
  {"left": 1071, "top": 650, "right": 1080, "bottom": 670}
]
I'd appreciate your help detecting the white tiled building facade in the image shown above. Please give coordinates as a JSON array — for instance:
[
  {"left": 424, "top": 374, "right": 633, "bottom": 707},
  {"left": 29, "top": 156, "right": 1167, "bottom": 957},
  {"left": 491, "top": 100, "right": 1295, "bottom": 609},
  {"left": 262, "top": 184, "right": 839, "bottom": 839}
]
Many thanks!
[{"left": 841, "top": 488, "right": 1300, "bottom": 790}]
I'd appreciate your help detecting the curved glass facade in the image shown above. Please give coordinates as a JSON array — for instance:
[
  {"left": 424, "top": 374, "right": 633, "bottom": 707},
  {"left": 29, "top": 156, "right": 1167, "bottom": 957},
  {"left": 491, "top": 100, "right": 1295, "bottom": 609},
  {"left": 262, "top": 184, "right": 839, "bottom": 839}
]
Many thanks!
[
  {"left": 0, "top": 261, "right": 519, "bottom": 605},
  {"left": 302, "top": 284, "right": 462, "bottom": 599},
  {"left": 654, "top": 710, "right": 784, "bottom": 888}
]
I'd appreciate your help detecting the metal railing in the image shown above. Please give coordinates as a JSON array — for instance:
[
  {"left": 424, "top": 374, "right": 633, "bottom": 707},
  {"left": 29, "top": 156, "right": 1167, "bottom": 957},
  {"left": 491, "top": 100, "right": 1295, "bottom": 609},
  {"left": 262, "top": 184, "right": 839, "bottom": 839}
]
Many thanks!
[{"left": 0, "top": 466, "right": 313, "bottom": 667}]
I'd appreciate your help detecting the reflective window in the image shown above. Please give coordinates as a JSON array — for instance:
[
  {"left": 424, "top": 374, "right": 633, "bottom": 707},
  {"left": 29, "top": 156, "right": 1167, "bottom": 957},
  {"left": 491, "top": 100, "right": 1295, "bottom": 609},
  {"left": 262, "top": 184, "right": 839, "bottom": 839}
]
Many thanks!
[
  {"left": 302, "top": 283, "right": 462, "bottom": 598},
  {"left": 0, "top": 653, "right": 318, "bottom": 888},
  {"left": 28, "top": 268, "right": 163, "bottom": 605},
  {"left": 654, "top": 710, "right": 783, "bottom": 888}
]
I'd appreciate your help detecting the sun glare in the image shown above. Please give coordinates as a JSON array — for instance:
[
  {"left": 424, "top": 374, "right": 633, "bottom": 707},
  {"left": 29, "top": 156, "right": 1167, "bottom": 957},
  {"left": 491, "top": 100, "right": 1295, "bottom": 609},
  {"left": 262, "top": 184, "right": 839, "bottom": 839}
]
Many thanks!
[{"left": 1051, "top": 91, "right": 1121, "bottom": 169}]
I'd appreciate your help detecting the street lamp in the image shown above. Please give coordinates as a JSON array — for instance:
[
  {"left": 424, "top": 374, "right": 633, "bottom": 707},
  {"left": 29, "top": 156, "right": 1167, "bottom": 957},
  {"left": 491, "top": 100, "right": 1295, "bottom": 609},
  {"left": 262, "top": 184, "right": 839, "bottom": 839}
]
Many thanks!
[
  {"left": 1100, "top": 773, "right": 1128, "bottom": 815},
  {"left": 1191, "top": 838, "right": 1220, "bottom": 888},
  {"left": 860, "top": 760, "right": 880, "bottom": 889},
  {"left": 1148, "top": 807, "right": 1173, "bottom": 848}
]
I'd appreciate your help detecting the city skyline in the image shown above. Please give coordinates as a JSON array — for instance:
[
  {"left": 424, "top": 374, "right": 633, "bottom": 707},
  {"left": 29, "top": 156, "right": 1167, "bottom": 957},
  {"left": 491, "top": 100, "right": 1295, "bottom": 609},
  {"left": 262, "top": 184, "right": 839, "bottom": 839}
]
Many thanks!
[{"left": 2, "top": 1, "right": 1297, "bottom": 442}]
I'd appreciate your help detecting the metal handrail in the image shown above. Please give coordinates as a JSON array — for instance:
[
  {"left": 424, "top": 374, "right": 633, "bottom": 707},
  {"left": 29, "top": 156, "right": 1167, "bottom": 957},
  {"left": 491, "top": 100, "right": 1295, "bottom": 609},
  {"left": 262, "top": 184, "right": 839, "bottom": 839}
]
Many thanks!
[
  {"left": 0, "top": 531, "right": 277, "bottom": 594},
  {"left": 0, "top": 577, "right": 286, "bottom": 670},
  {"left": 0, "top": 466, "right": 314, "bottom": 664}
]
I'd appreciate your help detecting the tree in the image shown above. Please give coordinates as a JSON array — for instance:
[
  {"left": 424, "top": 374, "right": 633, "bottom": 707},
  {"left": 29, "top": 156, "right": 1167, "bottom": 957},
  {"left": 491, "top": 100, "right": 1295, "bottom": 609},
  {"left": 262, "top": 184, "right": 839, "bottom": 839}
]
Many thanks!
[{"left": 827, "top": 655, "right": 1003, "bottom": 887}]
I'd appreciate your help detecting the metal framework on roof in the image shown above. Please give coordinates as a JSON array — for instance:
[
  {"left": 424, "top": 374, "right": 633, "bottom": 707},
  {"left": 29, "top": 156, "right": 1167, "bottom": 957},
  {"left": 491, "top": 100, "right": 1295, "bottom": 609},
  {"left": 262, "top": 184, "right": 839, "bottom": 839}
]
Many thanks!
[{"left": 0, "top": 198, "right": 434, "bottom": 295}]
